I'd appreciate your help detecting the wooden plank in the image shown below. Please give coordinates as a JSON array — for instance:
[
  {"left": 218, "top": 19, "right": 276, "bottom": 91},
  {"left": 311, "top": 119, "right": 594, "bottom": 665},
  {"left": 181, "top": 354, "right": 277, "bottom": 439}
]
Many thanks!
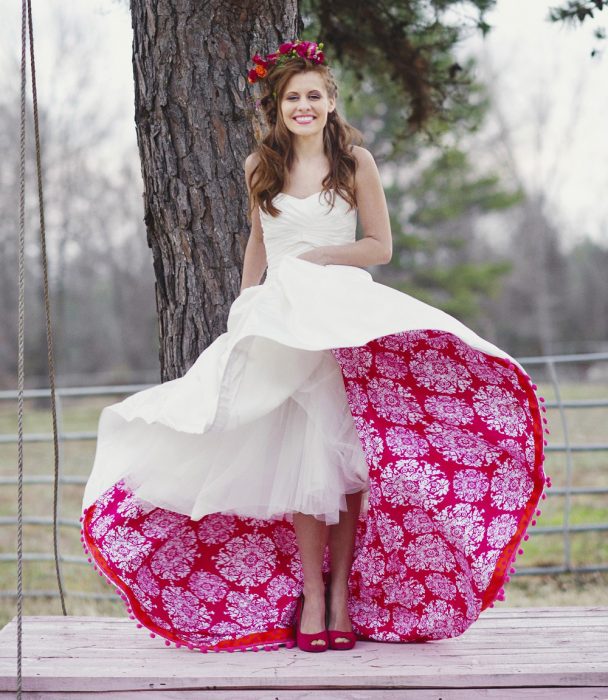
[
  {"left": 0, "top": 608, "right": 606, "bottom": 694},
  {"left": 2, "top": 689, "right": 607, "bottom": 699}
]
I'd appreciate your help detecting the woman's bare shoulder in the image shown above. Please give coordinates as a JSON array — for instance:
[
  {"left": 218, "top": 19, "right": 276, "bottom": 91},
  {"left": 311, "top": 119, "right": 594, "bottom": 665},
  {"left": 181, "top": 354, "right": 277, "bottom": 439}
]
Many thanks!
[
  {"left": 350, "top": 144, "right": 375, "bottom": 165},
  {"left": 244, "top": 152, "right": 261, "bottom": 190},
  {"left": 245, "top": 151, "right": 261, "bottom": 169}
]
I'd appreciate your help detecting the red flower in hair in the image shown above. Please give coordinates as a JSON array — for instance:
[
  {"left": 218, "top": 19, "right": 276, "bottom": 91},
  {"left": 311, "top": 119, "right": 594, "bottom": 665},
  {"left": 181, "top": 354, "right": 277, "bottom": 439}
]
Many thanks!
[{"left": 246, "top": 39, "right": 326, "bottom": 84}]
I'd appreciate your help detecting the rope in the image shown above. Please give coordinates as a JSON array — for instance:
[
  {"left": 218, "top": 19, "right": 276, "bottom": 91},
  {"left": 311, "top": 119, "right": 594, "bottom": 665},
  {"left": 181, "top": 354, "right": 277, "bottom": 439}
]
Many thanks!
[
  {"left": 17, "top": 1, "right": 26, "bottom": 694},
  {"left": 17, "top": 0, "right": 67, "bottom": 694},
  {"left": 26, "top": 0, "right": 67, "bottom": 619}
]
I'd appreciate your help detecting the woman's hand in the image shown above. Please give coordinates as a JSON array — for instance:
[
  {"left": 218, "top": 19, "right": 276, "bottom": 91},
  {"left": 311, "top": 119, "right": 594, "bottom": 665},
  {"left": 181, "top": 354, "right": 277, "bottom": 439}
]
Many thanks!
[{"left": 296, "top": 247, "right": 329, "bottom": 265}]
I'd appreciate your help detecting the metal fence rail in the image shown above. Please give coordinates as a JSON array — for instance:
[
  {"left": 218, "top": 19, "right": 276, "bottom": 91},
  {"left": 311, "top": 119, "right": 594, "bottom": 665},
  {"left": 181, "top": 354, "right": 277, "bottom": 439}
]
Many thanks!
[{"left": 1, "top": 351, "right": 607, "bottom": 600}]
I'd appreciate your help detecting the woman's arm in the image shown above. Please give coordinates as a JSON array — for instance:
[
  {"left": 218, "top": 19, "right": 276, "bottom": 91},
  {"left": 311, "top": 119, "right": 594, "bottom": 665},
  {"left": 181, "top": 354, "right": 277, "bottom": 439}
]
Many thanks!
[
  {"left": 240, "top": 153, "right": 268, "bottom": 292},
  {"left": 298, "top": 146, "right": 392, "bottom": 267}
]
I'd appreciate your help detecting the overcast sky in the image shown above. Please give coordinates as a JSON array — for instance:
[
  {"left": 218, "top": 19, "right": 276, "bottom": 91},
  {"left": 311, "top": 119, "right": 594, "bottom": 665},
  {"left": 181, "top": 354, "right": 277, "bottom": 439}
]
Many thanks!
[{"left": 1, "top": 0, "right": 607, "bottom": 247}]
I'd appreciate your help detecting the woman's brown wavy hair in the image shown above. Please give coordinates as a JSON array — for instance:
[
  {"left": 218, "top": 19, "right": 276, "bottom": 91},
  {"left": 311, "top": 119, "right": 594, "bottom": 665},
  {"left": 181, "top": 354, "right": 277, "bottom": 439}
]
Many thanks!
[{"left": 246, "top": 57, "right": 364, "bottom": 221}]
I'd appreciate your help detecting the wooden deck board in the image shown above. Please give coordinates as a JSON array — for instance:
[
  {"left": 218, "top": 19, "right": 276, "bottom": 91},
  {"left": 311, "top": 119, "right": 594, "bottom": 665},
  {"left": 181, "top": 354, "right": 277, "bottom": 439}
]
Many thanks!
[{"left": 0, "top": 607, "right": 606, "bottom": 697}]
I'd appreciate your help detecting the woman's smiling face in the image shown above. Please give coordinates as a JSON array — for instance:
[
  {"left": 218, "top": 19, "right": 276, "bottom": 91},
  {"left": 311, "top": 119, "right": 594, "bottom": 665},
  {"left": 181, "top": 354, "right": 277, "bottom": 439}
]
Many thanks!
[{"left": 280, "top": 71, "right": 335, "bottom": 136}]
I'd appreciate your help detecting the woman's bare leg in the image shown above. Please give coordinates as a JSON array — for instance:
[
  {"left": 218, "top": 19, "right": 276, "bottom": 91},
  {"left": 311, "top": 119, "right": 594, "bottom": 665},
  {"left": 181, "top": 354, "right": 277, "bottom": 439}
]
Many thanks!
[
  {"left": 292, "top": 512, "right": 328, "bottom": 638},
  {"left": 327, "top": 490, "right": 363, "bottom": 640}
]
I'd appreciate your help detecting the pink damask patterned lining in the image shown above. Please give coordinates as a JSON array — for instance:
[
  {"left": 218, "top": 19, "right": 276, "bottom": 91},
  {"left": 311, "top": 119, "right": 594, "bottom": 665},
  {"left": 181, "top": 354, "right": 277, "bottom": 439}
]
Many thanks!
[{"left": 81, "top": 329, "right": 549, "bottom": 652}]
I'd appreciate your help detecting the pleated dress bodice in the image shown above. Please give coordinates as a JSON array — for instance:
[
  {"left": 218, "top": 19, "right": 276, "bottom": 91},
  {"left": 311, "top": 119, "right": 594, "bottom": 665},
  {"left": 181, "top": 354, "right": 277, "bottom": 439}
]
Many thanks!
[{"left": 259, "top": 189, "right": 357, "bottom": 276}]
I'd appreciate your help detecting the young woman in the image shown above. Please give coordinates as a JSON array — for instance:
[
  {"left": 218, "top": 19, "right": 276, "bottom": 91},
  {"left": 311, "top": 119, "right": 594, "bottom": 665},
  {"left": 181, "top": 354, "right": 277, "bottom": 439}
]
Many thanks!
[{"left": 81, "top": 39, "right": 549, "bottom": 654}]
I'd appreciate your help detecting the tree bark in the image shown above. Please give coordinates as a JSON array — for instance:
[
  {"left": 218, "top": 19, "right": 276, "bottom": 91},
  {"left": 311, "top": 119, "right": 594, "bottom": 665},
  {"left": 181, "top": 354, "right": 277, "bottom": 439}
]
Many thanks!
[{"left": 130, "top": 0, "right": 298, "bottom": 381}]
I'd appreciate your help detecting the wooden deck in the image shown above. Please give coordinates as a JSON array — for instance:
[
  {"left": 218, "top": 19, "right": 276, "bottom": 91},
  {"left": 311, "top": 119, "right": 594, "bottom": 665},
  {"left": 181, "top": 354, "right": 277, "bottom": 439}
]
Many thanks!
[{"left": 0, "top": 606, "right": 606, "bottom": 698}]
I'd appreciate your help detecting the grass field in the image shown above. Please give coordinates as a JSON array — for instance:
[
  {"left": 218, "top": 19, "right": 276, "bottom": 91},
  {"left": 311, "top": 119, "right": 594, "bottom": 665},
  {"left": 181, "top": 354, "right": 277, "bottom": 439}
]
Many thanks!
[{"left": 0, "top": 379, "right": 607, "bottom": 629}]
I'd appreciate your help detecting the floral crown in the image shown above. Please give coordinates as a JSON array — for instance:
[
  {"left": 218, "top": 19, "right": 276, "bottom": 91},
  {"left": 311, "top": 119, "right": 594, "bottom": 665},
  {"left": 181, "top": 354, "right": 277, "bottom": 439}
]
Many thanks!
[{"left": 247, "top": 39, "right": 326, "bottom": 85}]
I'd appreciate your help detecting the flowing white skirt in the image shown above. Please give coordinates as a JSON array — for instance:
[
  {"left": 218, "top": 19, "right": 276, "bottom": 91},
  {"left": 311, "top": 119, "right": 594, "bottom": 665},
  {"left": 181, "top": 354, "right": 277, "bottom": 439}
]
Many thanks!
[{"left": 82, "top": 256, "right": 517, "bottom": 526}]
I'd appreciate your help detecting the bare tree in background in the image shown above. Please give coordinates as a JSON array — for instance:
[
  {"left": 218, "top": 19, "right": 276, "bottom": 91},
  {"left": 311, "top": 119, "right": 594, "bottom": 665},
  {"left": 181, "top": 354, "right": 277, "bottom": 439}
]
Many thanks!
[
  {"left": 0, "top": 10, "right": 158, "bottom": 387},
  {"left": 473, "top": 50, "right": 588, "bottom": 355}
]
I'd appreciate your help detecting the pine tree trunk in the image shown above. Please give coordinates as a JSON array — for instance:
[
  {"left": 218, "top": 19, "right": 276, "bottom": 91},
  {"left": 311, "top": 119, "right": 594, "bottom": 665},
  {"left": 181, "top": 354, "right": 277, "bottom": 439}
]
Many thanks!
[{"left": 130, "top": 0, "right": 298, "bottom": 381}]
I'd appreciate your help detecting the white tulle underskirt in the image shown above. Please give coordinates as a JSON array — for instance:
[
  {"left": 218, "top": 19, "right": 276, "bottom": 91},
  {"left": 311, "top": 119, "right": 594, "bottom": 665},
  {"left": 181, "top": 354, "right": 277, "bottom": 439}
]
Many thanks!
[{"left": 90, "top": 346, "right": 370, "bottom": 526}]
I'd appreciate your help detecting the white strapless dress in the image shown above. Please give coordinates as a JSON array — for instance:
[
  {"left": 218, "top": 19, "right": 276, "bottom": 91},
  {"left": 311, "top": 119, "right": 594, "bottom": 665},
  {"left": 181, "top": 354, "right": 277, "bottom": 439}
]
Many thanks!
[
  {"left": 80, "top": 188, "right": 548, "bottom": 651},
  {"left": 84, "top": 189, "right": 520, "bottom": 525}
]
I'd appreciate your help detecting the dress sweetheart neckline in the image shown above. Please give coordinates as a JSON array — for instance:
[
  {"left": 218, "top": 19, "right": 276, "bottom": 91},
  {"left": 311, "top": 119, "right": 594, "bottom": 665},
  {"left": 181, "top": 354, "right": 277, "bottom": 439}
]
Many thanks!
[{"left": 277, "top": 188, "right": 334, "bottom": 201}]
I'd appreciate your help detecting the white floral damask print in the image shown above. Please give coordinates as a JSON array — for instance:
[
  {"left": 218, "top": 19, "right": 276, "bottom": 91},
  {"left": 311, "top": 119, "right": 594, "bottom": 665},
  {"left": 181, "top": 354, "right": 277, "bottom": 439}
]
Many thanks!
[
  {"left": 214, "top": 533, "right": 277, "bottom": 587},
  {"left": 486, "top": 513, "right": 518, "bottom": 549},
  {"left": 417, "top": 600, "right": 465, "bottom": 639},
  {"left": 346, "top": 381, "right": 369, "bottom": 415},
  {"left": 404, "top": 534, "right": 456, "bottom": 572},
  {"left": 197, "top": 513, "right": 238, "bottom": 544},
  {"left": 350, "top": 597, "right": 390, "bottom": 629},
  {"left": 401, "top": 508, "right": 435, "bottom": 535},
  {"left": 103, "top": 525, "right": 152, "bottom": 573},
  {"left": 150, "top": 526, "right": 198, "bottom": 581},
  {"left": 471, "top": 549, "right": 501, "bottom": 592},
  {"left": 473, "top": 385, "right": 527, "bottom": 436},
  {"left": 225, "top": 591, "right": 279, "bottom": 629},
  {"left": 266, "top": 574, "right": 299, "bottom": 604},
  {"left": 353, "top": 415, "right": 384, "bottom": 468},
  {"left": 391, "top": 606, "right": 419, "bottom": 635},
  {"left": 375, "top": 351, "right": 409, "bottom": 379},
  {"left": 424, "top": 395, "right": 474, "bottom": 426},
  {"left": 425, "top": 573, "right": 457, "bottom": 601},
  {"left": 334, "top": 346, "right": 373, "bottom": 378},
  {"left": 380, "top": 459, "right": 449, "bottom": 510},
  {"left": 382, "top": 575, "right": 426, "bottom": 607},
  {"left": 453, "top": 469, "right": 490, "bottom": 502},
  {"left": 352, "top": 548, "right": 386, "bottom": 585},
  {"left": 425, "top": 424, "right": 503, "bottom": 468},
  {"left": 433, "top": 504, "right": 486, "bottom": 556},
  {"left": 491, "top": 461, "right": 534, "bottom": 511},
  {"left": 141, "top": 510, "right": 186, "bottom": 540},
  {"left": 410, "top": 350, "right": 473, "bottom": 394},
  {"left": 374, "top": 511, "right": 405, "bottom": 553},
  {"left": 368, "top": 378, "right": 424, "bottom": 425},
  {"left": 162, "top": 586, "right": 212, "bottom": 632},
  {"left": 386, "top": 426, "right": 429, "bottom": 457},
  {"left": 188, "top": 571, "right": 229, "bottom": 603}
]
